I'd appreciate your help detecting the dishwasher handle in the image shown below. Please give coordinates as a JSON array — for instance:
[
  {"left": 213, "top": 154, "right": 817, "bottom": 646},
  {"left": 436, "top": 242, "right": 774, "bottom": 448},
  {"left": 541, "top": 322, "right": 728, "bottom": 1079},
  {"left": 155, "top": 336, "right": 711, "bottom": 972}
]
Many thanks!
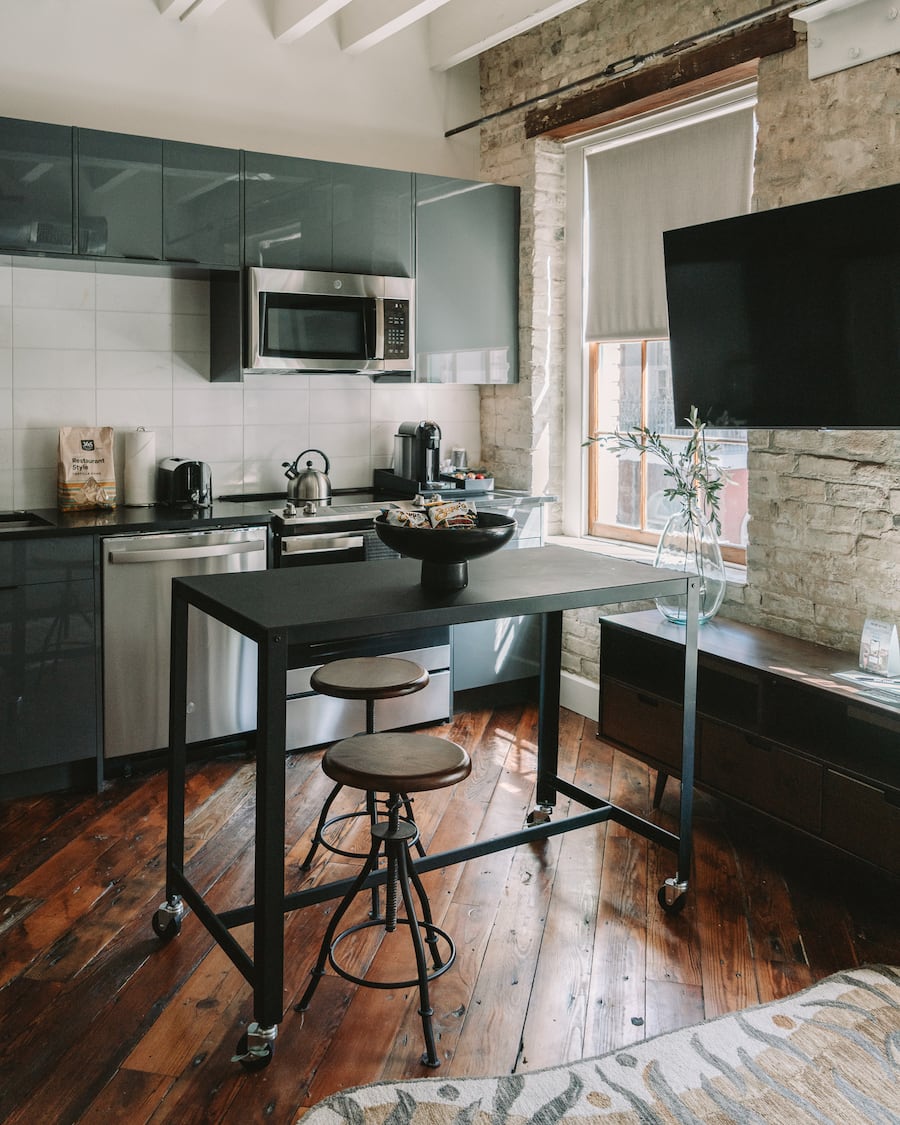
[{"left": 107, "top": 539, "right": 266, "bottom": 565}]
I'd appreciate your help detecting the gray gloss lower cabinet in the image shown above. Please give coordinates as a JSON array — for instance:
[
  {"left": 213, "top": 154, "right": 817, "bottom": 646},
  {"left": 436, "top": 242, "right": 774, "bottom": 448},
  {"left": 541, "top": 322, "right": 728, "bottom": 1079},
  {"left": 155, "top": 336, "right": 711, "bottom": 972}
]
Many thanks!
[
  {"left": 0, "top": 536, "right": 99, "bottom": 785},
  {"left": 451, "top": 503, "right": 542, "bottom": 690}
]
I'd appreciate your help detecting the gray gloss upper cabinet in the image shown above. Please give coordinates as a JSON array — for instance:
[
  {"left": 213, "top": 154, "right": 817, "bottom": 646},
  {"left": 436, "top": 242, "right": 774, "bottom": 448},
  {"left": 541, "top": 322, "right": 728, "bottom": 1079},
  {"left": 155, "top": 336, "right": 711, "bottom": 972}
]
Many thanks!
[
  {"left": 244, "top": 152, "right": 413, "bottom": 276},
  {"left": 0, "top": 117, "right": 74, "bottom": 254},
  {"left": 332, "top": 163, "right": 412, "bottom": 276},
  {"left": 415, "top": 174, "right": 520, "bottom": 384},
  {"left": 163, "top": 141, "right": 241, "bottom": 267},
  {"left": 77, "top": 129, "right": 162, "bottom": 259},
  {"left": 244, "top": 152, "right": 332, "bottom": 270}
]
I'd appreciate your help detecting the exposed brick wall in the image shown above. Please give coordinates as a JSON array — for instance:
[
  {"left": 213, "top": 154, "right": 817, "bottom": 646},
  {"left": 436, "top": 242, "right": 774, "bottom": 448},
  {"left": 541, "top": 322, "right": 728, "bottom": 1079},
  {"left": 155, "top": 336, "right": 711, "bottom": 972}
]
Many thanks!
[{"left": 477, "top": 0, "right": 900, "bottom": 675}]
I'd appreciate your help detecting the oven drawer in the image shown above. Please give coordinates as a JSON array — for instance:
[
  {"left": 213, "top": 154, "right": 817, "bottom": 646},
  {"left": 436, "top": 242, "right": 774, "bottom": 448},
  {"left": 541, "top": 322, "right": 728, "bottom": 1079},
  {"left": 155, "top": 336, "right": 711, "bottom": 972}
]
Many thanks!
[{"left": 286, "top": 669, "right": 451, "bottom": 751}]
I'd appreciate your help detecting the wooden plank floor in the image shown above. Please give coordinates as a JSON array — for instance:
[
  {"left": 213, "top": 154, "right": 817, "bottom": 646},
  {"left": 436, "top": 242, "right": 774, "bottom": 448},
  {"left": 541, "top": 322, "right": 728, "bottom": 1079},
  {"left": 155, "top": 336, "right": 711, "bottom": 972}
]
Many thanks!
[{"left": 1, "top": 702, "right": 898, "bottom": 1124}]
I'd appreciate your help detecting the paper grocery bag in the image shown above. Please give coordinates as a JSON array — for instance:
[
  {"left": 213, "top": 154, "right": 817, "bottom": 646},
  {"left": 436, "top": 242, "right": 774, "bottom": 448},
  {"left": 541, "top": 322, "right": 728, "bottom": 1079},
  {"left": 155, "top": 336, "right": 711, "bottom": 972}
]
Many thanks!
[{"left": 57, "top": 426, "right": 117, "bottom": 511}]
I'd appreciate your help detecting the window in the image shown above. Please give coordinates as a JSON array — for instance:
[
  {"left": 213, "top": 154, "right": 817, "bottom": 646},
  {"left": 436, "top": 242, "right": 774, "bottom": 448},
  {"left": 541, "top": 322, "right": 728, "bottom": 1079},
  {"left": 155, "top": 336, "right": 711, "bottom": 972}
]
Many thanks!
[
  {"left": 568, "top": 84, "right": 756, "bottom": 562},
  {"left": 587, "top": 340, "right": 749, "bottom": 562}
]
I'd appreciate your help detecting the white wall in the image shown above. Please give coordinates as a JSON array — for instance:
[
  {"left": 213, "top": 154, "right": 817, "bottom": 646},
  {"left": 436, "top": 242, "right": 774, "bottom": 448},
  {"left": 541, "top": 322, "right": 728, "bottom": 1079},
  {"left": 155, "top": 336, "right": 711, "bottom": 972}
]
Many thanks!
[
  {"left": 0, "top": 0, "right": 480, "bottom": 175},
  {"left": 0, "top": 256, "right": 482, "bottom": 510},
  {"left": 0, "top": 0, "right": 484, "bottom": 510}
]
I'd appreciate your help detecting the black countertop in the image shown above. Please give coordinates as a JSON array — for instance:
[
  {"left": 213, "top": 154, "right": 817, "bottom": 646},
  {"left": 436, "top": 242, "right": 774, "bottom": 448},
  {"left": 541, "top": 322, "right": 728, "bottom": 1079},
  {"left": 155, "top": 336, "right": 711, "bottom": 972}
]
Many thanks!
[{"left": 4, "top": 490, "right": 550, "bottom": 540}]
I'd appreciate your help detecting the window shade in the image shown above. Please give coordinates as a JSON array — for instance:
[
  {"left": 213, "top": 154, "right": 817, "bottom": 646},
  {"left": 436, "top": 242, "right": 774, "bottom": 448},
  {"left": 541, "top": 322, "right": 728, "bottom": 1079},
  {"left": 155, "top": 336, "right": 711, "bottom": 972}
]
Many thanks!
[{"left": 585, "top": 102, "right": 755, "bottom": 342}]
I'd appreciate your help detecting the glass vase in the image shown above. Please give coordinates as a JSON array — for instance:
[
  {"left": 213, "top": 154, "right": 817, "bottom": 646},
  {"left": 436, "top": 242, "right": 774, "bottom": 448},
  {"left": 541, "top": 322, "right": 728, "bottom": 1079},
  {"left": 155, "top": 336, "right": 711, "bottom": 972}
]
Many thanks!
[{"left": 653, "top": 505, "right": 726, "bottom": 625}]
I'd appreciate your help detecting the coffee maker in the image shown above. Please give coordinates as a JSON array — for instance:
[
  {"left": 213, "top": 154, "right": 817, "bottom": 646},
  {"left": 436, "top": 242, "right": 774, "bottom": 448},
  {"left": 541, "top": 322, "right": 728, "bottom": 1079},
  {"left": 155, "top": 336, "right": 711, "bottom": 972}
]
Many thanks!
[{"left": 393, "top": 420, "right": 442, "bottom": 485}]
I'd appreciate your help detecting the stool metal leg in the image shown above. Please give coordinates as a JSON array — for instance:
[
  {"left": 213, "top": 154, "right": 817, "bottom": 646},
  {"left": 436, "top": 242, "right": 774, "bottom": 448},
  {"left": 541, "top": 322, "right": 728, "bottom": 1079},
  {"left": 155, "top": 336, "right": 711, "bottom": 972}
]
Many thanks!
[
  {"left": 295, "top": 831, "right": 383, "bottom": 1014},
  {"left": 394, "top": 838, "right": 440, "bottom": 1067},
  {"left": 299, "top": 781, "right": 343, "bottom": 871}
]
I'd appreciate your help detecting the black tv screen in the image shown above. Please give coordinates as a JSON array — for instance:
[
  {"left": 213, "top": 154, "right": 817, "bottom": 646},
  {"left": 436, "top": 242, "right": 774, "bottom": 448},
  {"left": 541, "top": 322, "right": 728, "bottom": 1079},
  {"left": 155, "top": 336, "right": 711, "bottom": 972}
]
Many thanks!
[{"left": 663, "top": 182, "right": 900, "bottom": 429}]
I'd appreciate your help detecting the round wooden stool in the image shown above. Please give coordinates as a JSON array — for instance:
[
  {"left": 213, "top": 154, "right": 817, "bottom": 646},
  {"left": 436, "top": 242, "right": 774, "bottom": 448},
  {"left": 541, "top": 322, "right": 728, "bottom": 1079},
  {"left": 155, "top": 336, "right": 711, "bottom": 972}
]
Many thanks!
[
  {"left": 299, "top": 657, "right": 431, "bottom": 916},
  {"left": 296, "top": 731, "right": 471, "bottom": 1068}
]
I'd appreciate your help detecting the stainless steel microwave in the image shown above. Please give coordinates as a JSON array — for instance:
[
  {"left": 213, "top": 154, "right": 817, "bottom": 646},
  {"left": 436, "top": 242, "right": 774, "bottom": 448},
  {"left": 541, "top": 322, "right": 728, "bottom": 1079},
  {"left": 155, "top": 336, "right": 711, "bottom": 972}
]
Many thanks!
[{"left": 246, "top": 267, "right": 414, "bottom": 376}]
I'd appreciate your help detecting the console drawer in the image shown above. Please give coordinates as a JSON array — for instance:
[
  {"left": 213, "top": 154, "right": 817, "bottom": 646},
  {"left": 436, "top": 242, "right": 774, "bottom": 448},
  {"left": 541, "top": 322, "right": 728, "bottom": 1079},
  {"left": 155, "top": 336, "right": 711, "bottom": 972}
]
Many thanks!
[
  {"left": 599, "top": 678, "right": 685, "bottom": 772},
  {"left": 822, "top": 770, "right": 900, "bottom": 876},
  {"left": 700, "top": 720, "right": 822, "bottom": 832}
]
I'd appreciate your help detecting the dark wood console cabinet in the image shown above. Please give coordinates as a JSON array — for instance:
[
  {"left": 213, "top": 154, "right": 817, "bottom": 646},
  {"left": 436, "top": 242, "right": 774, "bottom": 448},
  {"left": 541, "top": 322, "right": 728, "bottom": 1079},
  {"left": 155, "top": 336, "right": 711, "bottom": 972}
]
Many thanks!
[{"left": 599, "top": 611, "right": 900, "bottom": 877}]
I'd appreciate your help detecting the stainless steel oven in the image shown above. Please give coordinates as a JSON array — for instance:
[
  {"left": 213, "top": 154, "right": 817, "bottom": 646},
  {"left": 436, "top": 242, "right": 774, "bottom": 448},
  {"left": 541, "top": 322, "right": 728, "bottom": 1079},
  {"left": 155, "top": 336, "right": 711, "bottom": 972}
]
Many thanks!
[{"left": 271, "top": 503, "right": 398, "bottom": 568}]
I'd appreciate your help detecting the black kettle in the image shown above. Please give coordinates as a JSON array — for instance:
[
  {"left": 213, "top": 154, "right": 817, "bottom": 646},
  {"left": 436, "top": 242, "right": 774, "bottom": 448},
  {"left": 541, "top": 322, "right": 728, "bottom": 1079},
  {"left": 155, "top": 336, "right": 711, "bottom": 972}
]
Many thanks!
[{"left": 283, "top": 449, "right": 332, "bottom": 505}]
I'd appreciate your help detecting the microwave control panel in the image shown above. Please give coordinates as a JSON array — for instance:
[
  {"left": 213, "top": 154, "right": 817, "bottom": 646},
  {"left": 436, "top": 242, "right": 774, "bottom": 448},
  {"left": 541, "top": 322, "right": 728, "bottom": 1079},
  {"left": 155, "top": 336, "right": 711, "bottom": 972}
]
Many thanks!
[{"left": 383, "top": 298, "right": 410, "bottom": 360}]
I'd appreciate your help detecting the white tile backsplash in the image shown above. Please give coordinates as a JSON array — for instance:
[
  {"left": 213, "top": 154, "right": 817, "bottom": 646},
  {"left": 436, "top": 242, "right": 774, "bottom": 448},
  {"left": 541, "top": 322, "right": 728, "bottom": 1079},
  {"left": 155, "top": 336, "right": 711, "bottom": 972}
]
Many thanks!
[
  {"left": 97, "top": 350, "right": 173, "bottom": 388},
  {"left": 13, "top": 348, "right": 96, "bottom": 388},
  {"left": 96, "top": 310, "right": 173, "bottom": 352},
  {"left": 13, "top": 265, "right": 94, "bottom": 310},
  {"left": 1, "top": 263, "right": 484, "bottom": 509},
  {"left": 14, "top": 307, "right": 95, "bottom": 350},
  {"left": 308, "top": 386, "right": 372, "bottom": 424},
  {"left": 96, "top": 272, "right": 170, "bottom": 313},
  {"left": 174, "top": 384, "right": 244, "bottom": 427},
  {"left": 96, "top": 388, "right": 173, "bottom": 428},
  {"left": 14, "top": 387, "right": 97, "bottom": 429}
]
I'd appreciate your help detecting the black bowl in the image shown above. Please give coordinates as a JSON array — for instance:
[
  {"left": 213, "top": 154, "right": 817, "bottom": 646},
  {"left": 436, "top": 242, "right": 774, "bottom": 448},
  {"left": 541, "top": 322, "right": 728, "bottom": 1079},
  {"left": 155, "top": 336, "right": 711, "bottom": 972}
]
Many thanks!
[{"left": 374, "top": 511, "right": 517, "bottom": 590}]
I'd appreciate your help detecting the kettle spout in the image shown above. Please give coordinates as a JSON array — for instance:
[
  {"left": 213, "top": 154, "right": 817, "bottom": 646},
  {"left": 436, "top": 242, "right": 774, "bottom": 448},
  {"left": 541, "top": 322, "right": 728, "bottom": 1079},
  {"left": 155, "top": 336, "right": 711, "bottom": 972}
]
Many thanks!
[{"left": 282, "top": 460, "right": 299, "bottom": 480}]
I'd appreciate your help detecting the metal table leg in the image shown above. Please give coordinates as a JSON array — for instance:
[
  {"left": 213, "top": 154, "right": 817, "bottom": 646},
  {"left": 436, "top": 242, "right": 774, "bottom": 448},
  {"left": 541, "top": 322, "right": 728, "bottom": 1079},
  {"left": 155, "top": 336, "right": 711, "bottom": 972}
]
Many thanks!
[
  {"left": 234, "top": 629, "right": 289, "bottom": 1070},
  {"left": 152, "top": 585, "right": 189, "bottom": 940}
]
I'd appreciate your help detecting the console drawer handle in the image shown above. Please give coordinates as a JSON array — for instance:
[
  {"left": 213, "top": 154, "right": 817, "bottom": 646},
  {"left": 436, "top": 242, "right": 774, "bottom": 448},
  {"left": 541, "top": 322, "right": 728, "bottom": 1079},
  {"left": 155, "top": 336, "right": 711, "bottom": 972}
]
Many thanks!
[
  {"left": 636, "top": 692, "right": 659, "bottom": 707},
  {"left": 744, "top": 734, "right": 772, "bottom": 752}
]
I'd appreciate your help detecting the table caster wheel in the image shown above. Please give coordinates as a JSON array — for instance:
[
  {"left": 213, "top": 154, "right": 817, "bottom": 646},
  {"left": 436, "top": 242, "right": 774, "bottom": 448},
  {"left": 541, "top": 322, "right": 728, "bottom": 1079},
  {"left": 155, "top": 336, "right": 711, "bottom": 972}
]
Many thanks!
[
  {"left": 527, "top": 805, "right": 553, "bottom": 826},
  {"left": 232, "top": 1022, "right": 277, "bottom": 1070},
  {"left": 657, "top": 879, "right": 688, "bottom": 914},
  {"left": 151, "top": 898, "right": 184, "bottom": 940}
]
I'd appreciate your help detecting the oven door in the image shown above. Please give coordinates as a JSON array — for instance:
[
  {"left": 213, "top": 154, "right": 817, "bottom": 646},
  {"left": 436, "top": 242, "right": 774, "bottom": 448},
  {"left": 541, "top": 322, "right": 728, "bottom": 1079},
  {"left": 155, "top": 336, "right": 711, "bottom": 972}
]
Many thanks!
[{"left": 278, "top": 530, "right": 366, "bottom": 567}]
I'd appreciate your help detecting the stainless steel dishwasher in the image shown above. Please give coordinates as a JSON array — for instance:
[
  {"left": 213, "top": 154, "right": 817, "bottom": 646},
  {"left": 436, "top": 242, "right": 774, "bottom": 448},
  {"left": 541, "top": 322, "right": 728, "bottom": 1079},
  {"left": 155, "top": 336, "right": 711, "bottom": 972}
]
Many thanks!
[{"left": 102, "top": 526, "right": 267, "bottom": 761}]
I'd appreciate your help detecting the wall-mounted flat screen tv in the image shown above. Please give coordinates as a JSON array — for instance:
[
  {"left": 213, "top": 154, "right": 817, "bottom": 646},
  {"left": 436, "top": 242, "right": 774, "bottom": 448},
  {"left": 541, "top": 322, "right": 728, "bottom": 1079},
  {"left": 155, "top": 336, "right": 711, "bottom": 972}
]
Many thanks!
[{"left": 663, "top": 181, "right": 900, "bottom": 429}]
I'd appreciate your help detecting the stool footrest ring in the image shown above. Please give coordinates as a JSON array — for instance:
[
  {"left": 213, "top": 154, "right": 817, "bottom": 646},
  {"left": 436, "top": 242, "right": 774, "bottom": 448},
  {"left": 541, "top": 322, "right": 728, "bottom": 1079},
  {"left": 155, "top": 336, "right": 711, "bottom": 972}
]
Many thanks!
[{"left": 328, "top": 917, "right": 456, "bottom": 990}]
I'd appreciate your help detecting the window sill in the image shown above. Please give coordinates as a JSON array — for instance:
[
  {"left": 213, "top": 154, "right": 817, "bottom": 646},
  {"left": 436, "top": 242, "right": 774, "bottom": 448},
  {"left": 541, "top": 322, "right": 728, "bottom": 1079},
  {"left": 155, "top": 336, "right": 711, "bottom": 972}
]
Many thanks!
[{"left": 546, "top": 533, "right": 748, "bottom": 587}]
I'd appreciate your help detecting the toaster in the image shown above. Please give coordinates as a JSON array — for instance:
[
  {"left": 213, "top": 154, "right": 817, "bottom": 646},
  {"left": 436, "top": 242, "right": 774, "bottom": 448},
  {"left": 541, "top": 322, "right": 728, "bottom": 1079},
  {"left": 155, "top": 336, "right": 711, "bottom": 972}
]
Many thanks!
[{"left": 157, "top": 458, "right": 213, "bottom": 509}]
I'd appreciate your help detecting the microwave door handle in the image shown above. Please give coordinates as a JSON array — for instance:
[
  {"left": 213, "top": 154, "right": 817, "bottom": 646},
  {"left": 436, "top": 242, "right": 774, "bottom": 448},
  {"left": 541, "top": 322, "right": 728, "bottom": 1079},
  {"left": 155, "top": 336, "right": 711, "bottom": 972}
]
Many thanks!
[{"left": 373, "top": 297, "right": 384, "bottom": 361}]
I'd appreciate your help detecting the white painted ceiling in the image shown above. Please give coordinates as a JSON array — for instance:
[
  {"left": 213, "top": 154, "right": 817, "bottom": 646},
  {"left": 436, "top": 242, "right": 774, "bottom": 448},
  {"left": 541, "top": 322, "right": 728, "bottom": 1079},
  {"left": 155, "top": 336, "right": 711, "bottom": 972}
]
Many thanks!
[{"left": 157, "top": 0, "right": 586, "bottom": 71}]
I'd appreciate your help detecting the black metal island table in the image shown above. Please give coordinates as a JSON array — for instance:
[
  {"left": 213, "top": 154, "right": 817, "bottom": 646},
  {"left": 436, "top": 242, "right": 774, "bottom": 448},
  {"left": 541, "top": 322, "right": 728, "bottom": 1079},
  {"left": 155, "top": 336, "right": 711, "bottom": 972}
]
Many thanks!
[{"left": 155, "top": 544, "right": 700, "bottom": 1068}]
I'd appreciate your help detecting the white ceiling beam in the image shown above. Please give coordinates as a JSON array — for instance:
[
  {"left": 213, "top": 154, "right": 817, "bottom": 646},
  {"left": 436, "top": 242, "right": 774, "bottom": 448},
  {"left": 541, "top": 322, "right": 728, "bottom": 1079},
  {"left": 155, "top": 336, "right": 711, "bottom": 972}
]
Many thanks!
[
  {"left": 167, "top": 0, "right": 232, "bottom": 21},
  {"left": 427, "top": 0, "right": 587, "bottom": 70},
  {"left": 156, "top": 0, "right": 196, "bottom": 18},
  {"left": 271, "top": 0, "right": 355, "bottom": 44},
  {"left": 337, "top": 0, "right": 453, "bottom": 54}
]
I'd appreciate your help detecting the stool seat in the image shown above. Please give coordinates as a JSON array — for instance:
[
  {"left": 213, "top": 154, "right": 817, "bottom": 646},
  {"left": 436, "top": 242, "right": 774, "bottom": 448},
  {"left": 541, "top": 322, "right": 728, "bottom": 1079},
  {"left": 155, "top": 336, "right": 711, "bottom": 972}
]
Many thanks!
[
  {"left": 324, "top": 732, "right": 471, "bottom": 793},
  {"left": 311, "top": 657, "right": 429, "bottom": 701}
]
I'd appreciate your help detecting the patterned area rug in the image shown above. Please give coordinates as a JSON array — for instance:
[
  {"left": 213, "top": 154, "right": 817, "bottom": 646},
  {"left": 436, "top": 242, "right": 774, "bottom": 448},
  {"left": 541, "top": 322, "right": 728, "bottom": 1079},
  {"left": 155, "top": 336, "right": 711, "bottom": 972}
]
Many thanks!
[{"left": 298, "top": 964, "right": 900, "bottom": 1124}]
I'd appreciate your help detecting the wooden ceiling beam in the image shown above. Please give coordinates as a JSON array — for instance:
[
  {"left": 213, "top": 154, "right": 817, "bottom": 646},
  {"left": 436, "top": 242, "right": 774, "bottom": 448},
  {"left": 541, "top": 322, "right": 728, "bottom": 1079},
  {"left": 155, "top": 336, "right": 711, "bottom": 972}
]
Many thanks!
[{"left": 524, "top": 13, "right": 796, "bottom": 139}]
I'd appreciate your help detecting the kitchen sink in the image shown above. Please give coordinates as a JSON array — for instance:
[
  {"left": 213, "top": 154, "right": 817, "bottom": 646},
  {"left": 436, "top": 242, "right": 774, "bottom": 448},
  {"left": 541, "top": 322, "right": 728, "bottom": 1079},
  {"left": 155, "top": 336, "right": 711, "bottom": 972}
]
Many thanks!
[{"left": 0, "top": 511, "right": 54, "bottom": 532}]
